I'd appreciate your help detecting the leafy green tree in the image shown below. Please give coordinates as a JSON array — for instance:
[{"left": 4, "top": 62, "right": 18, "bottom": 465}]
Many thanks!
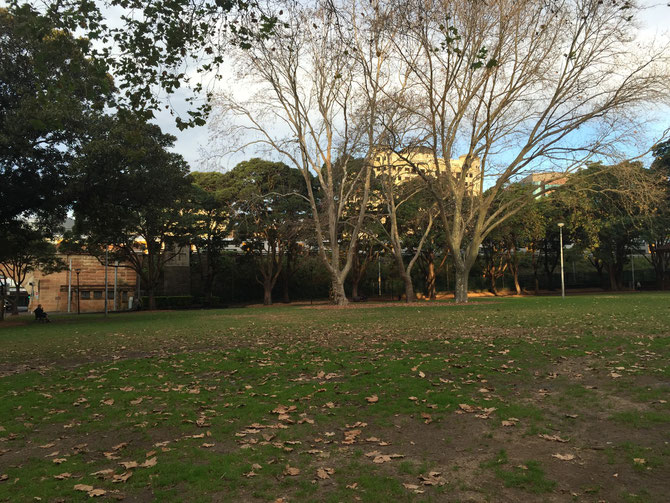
[
  {"left": 188, "top": 172, "right": 231, "bottom": 301},
  {"left": 0, "top": 222, "right": 65, "bottom": 319},
  {"left": 0, "top": 5, "right": 113, "bottom": 228},
  {"left": 222, "top": 159, "right": 310, "bottom": 305},
  {"left": 35, "top": 0, "right": 276, "bottom": 129},
  {"left": 564, "top": 162, "right": 658, "bottom": 290},
  {"left": 69, "top": 114, "right": 192, "bottom": 310},
  {"left": 643, "top": 140, "right": 670, "bottom": 289}
]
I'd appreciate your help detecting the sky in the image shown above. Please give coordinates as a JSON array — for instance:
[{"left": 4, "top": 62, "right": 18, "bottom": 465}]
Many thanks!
[{"left": 154, "top": 0, "right": 670, "bottom": 174}]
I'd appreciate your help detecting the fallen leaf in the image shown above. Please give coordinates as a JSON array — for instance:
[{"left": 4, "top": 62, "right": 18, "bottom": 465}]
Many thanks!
[
  {"left": 119, "top": 461, "right": 138, "bottom": 470},
  {"left": 91, "top": 469, "right": 114, "bottom": 478},
  {"left": 373, "top": 455, "right": 392, "bottom": 463},
  {"left": 140, "top": 457, "right": 157, "bottom": 468},
  {"left": 365, "top": 395, "right": 379, "bottom": 404},
  {"left": 284, "top": 465, "right": 300, "bottom": 476},
  {"left": 52, "top": 458, "right": 67, "bottom": 464},
  {"left": 88, "top": 488, "right": 106, "bottom": 497},
  {"left": 316, "top": 468, "right": 330, "bottom": 479},
  {"left": 539, "top": 434, "right": 569, "bottom": 443},
  {"left": 113, "top": 472, "right": 133, "bottom": 483},
  {"left": 552, "top": 453, "right": 575, "bottom": 461},
  {"left": 53, "top": 473, "right": 71, "bottom": 480},
  {"left": 633, "top": 458, "right": 646, "bottom": 465},
  {"left": 74, "top": 484, "right": 94, "bottom": 492}
]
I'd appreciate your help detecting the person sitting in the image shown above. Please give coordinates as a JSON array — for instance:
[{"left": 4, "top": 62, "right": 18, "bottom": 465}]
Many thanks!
[{"left": 34, "top": 304, "right": 50, "bottom": 323}]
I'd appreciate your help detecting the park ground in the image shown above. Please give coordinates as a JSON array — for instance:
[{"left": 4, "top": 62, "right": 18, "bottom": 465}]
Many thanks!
[{"left": 0, "top": 294, "right": 669, "bottom": 502}]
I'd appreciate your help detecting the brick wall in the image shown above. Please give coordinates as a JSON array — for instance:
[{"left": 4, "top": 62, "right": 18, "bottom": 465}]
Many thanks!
[{"left": 27, "top": 254, "right": 137, "bottom": 313}]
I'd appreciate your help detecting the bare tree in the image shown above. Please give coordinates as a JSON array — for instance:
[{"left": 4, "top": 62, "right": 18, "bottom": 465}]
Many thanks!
[
  {"left": 375, "top": 173, "right": 436, "bottom": 302},
  {"left": 384, "top": 0, "right": 670, "bottom": 302},
  {"left": 212, "top": 0, "right": 400, "bottom": 304}
]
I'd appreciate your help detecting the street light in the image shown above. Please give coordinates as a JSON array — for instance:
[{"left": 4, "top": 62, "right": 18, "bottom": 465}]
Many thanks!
[
  {"left": 75, "top": 268, "right": 81, "bottom": 315},
  {"left": 557, "top": 223, "right": 565, "bottom": 298}
]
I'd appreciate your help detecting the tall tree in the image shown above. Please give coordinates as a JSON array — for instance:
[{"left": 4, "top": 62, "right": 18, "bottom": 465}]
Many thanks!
[
  {"left": 222, "top": 158, "right": 309, "bottom": 305},
  {"left": 70, "top": 114, "right": 192, "bottom": 310},
  {"left": 214, "top": 0, "right": 402, "bottom": 304},
  {"left": 1, "top": 5, "right": 113, "bottom": 228},
  {"left": 384, "top": 0, "right": 669, "bottom": 302},
  {"left": 188, "top": 172, "right": 232, "bottom": 301},
  {"left": 643, "top": 140, "right": 670, "bottom": 289},
  {"left": 564, "top": 162, "right": 660, "bottom": 291},
  {"left": 0, "top": 222, "right": 64, "bottom": 318},
  {"left": 375, "top": 175, "right": 436, "bottom": 302}
]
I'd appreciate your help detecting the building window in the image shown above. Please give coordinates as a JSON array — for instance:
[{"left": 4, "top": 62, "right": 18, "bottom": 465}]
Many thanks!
[
  {"left": 81, "top": 290, "right": 91, "bottom": 300},
  {"left": 94, "top": 291, "right": 103, "bottom": 300},
  {"left": 107, "top": 290, "right": 114, "bottom": 300}
]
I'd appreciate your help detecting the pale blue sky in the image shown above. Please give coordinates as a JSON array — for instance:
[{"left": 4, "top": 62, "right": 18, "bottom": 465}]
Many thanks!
[{"left": 157, "top": 1, "right": 670, "bottom": 173}]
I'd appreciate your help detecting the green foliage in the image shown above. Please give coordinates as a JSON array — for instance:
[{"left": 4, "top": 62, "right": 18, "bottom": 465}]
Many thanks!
[
  {"left": 563, "top": 162, "right": 654, "bottom": 290},
  {"left": 0, "top": 5, "right": 114, "bottom": 228},
  {"left": 36, "top": 0, "right": 275, "bottom": 128},
  {"left": 69, "top": 113, "right": 192, "bottom": 306}
]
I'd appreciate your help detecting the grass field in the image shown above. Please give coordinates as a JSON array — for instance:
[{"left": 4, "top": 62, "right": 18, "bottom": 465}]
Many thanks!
[{"left": 0, "top": 294, "right": 669, "bottom": 502}]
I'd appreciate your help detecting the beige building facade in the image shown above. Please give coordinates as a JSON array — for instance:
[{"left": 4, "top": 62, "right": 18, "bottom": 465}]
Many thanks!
[{"left": 372, "top": 147, "right": 482, "bottom": 195}]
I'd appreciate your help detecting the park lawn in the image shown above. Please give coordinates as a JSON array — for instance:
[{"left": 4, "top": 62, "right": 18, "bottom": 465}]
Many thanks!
[{"left": 0, "top": 294, "right": 668, "bottom": 502}]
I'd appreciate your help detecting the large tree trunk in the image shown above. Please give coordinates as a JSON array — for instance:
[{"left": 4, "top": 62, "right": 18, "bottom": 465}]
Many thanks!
[
  {"left": 400, "top": 269, "right": 415, "bottom": 303},
  {"left": 330, "top": 273, "right": 348, "bottom": 305},
  {"left": 263, "top": 277, "right": 273, "bottom": 306},
  {"left": 454, "top": 260, "right": 469, "bottom": 303}
]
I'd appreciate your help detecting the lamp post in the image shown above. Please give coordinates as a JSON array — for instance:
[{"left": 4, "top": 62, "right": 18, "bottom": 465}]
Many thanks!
[
  {"left": 557, "top": 223, "right": 565, "bottom": 298},
  {"left": 75, "top": 268, "right": 81, "bottom": 314}
]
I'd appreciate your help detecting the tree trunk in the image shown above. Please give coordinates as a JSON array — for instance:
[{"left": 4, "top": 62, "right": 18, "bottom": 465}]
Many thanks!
[
  {"left": 454, "top": 262, "right": 469, "bottom": 303},
  {"left": 512, "top": 269, "right": 521, "bottom": 295},
  {"left": 426, "top": 257, "right": 436, "bottom": 300},
  {"left": 264, "top": 278, "right": 273, "bottom": 306},
  {"left": 400, "top": 270, "right": 415, "bottom": 303},
  {"left": 330, "top": 273, "right": 348, "bottom": 305},
  {"left": 490, "top": 272, "right": 499, "bottom": 296},
  {"left": 351, "top": 278, "right": 360, "bottom": 299}
]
